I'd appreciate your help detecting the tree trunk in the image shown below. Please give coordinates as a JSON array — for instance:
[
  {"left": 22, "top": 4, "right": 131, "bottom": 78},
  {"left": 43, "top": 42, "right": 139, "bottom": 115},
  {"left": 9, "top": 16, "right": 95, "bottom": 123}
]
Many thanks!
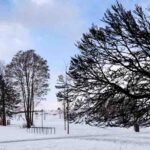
[
  {"left": 134, "top": 124, "right": 140, "bottom": 132},
  {"left": 66, "top": 93, "right": 69, "bottom": 134},
  {"left": 2, "top": 83, "right": 6, "bottom": 126},
  {"left": 26, "top": 114, "right": 31, "bottom": 128},
  {"left": 27, "top": 119, "right": 31, "bottom": 128},
  {"left": 29, "top": 105, "right": 33, "bottom": 126},
  {"left": 26, "top": 105, "right": 31, "bottom": 128},
  {"left": 31, "top": 111, "right": 34, "bottom": 125},
  {"left": 31, "top": 97, "right": 34, "bottom": 125},
  {"left": 63, "top": 101, "right": 66, "bottom": 130},
  {"left": 2, "top": 100, "right": 6, "bottom": 126}
]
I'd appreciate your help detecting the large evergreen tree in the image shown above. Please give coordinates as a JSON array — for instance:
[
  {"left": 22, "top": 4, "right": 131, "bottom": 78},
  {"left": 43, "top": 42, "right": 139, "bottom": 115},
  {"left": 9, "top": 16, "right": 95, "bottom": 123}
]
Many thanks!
[
  {"left": 68, "top": 3, "right": 150, "bottom": 132},
  {"left": 0, "top": 74, "right": 20, "bottom": 126}
]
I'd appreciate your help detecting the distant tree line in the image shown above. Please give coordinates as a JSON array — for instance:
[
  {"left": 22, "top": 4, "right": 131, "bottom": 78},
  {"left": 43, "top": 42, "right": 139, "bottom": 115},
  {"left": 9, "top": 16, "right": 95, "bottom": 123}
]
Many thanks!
[{"left": 56, "top": 2, "right": 150, "bottom": 132}]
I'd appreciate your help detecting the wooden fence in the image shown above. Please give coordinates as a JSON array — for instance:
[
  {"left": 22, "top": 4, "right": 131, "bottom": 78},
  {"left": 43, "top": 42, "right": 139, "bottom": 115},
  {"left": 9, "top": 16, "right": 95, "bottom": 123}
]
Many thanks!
[{"left": 27, "top": 127, "right": 56, "bottom": 134}]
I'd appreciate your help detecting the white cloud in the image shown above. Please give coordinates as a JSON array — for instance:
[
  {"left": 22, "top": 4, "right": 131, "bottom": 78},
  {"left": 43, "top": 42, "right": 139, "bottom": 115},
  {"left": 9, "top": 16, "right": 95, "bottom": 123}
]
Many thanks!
[
  {"left": 0, "top": 0, "right": 86, "bottom": 58},
  {"left": 31, "top": 0, "right": 52, "bottom": 6},
  {"left": 12, "top": 0, "right": 82, "bottom": 28},
  {"left": 0, "top": 22, "right": 32, "bottom": 62}
]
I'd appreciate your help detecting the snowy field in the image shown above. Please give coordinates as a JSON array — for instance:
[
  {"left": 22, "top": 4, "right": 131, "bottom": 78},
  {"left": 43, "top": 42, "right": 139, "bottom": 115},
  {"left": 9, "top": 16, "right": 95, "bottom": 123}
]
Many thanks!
[{"left": 0, "top": 114, "right": 150, "bottom": 150}]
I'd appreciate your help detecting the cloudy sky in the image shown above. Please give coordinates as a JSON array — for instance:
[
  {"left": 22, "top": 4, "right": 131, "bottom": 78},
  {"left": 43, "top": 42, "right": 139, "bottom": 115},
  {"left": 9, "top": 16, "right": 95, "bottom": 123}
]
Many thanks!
[{"left": 0, "top": 0, "right": 148, "bottom": 110}]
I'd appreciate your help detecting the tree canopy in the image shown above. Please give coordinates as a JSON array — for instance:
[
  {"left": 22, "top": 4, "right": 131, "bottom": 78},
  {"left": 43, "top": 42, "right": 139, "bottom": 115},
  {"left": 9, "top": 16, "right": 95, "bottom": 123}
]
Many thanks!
[
  {"left": 67, "top": 2, "right": 150, "bottom": 131},
  {"left": 6, "top": 50, "right": 50, "bottom": 128}
]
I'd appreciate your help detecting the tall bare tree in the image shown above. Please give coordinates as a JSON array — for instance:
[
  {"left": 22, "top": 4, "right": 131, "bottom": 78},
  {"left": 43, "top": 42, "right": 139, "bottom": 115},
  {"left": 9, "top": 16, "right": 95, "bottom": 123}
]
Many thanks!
[{"left": 6, "top": 50, "right": 50, "bottom": 128}]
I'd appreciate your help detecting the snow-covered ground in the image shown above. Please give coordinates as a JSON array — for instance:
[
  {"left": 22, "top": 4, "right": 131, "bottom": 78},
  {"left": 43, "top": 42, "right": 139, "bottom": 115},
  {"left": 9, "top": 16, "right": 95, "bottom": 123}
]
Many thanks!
[{"left": 0, "top": 114, "right": 150, "bottom": 150}]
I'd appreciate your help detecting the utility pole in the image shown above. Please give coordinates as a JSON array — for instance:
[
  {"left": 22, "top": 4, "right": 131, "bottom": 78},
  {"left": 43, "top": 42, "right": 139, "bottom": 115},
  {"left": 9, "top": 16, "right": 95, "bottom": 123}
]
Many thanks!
[
  {"left": 1, "top": 76, "right": 6, "bottom": 126},
  {"left": 63, "top": 101, "right": 67, "bottom": 130},
  {"left": 41, "top": 109, "right": 44, "bottom": 128},
  {"left": 65, "top": 72, "right": 70, "bottom": 135},
  {"left": 66, "top": 87, "right": 69, "bottom": 134},
  {"left": 55, "top": 72, "right": 70, "bottom": 134}
]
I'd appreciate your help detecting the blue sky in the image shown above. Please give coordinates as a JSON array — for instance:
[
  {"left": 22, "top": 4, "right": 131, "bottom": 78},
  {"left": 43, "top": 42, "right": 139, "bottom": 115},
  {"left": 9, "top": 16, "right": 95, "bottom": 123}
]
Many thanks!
[{"left": 0, "top": 0, "right": 149, "bottom": 109}]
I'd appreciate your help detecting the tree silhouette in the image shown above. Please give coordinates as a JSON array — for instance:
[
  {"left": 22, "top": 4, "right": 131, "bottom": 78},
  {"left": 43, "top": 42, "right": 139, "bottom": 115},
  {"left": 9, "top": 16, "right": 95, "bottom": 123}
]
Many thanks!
[
  {"left": 6, "top": 50, "right": 50, "bottom": 128},
  {"left": 68, "top": 2, "right": 150, "bottom": 132}
]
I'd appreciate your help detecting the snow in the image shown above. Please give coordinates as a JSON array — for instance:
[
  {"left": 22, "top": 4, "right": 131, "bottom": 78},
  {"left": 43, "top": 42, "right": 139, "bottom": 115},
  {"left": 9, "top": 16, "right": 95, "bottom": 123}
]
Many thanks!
[{"left": 0, "top": 114, "right": 150, "bottom": 150}]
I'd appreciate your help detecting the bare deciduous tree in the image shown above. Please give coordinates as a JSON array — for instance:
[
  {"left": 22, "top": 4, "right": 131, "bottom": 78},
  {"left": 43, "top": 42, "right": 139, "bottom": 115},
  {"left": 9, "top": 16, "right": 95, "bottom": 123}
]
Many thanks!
[{"left": 6, "top": 50, "right": 50, "bottom": 128}]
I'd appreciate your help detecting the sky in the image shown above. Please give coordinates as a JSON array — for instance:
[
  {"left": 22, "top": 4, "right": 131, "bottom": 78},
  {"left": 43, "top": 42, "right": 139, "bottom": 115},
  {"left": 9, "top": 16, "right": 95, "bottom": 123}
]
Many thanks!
[{"left": 0, "top": 0, "right": 149, "bottom": 110}]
